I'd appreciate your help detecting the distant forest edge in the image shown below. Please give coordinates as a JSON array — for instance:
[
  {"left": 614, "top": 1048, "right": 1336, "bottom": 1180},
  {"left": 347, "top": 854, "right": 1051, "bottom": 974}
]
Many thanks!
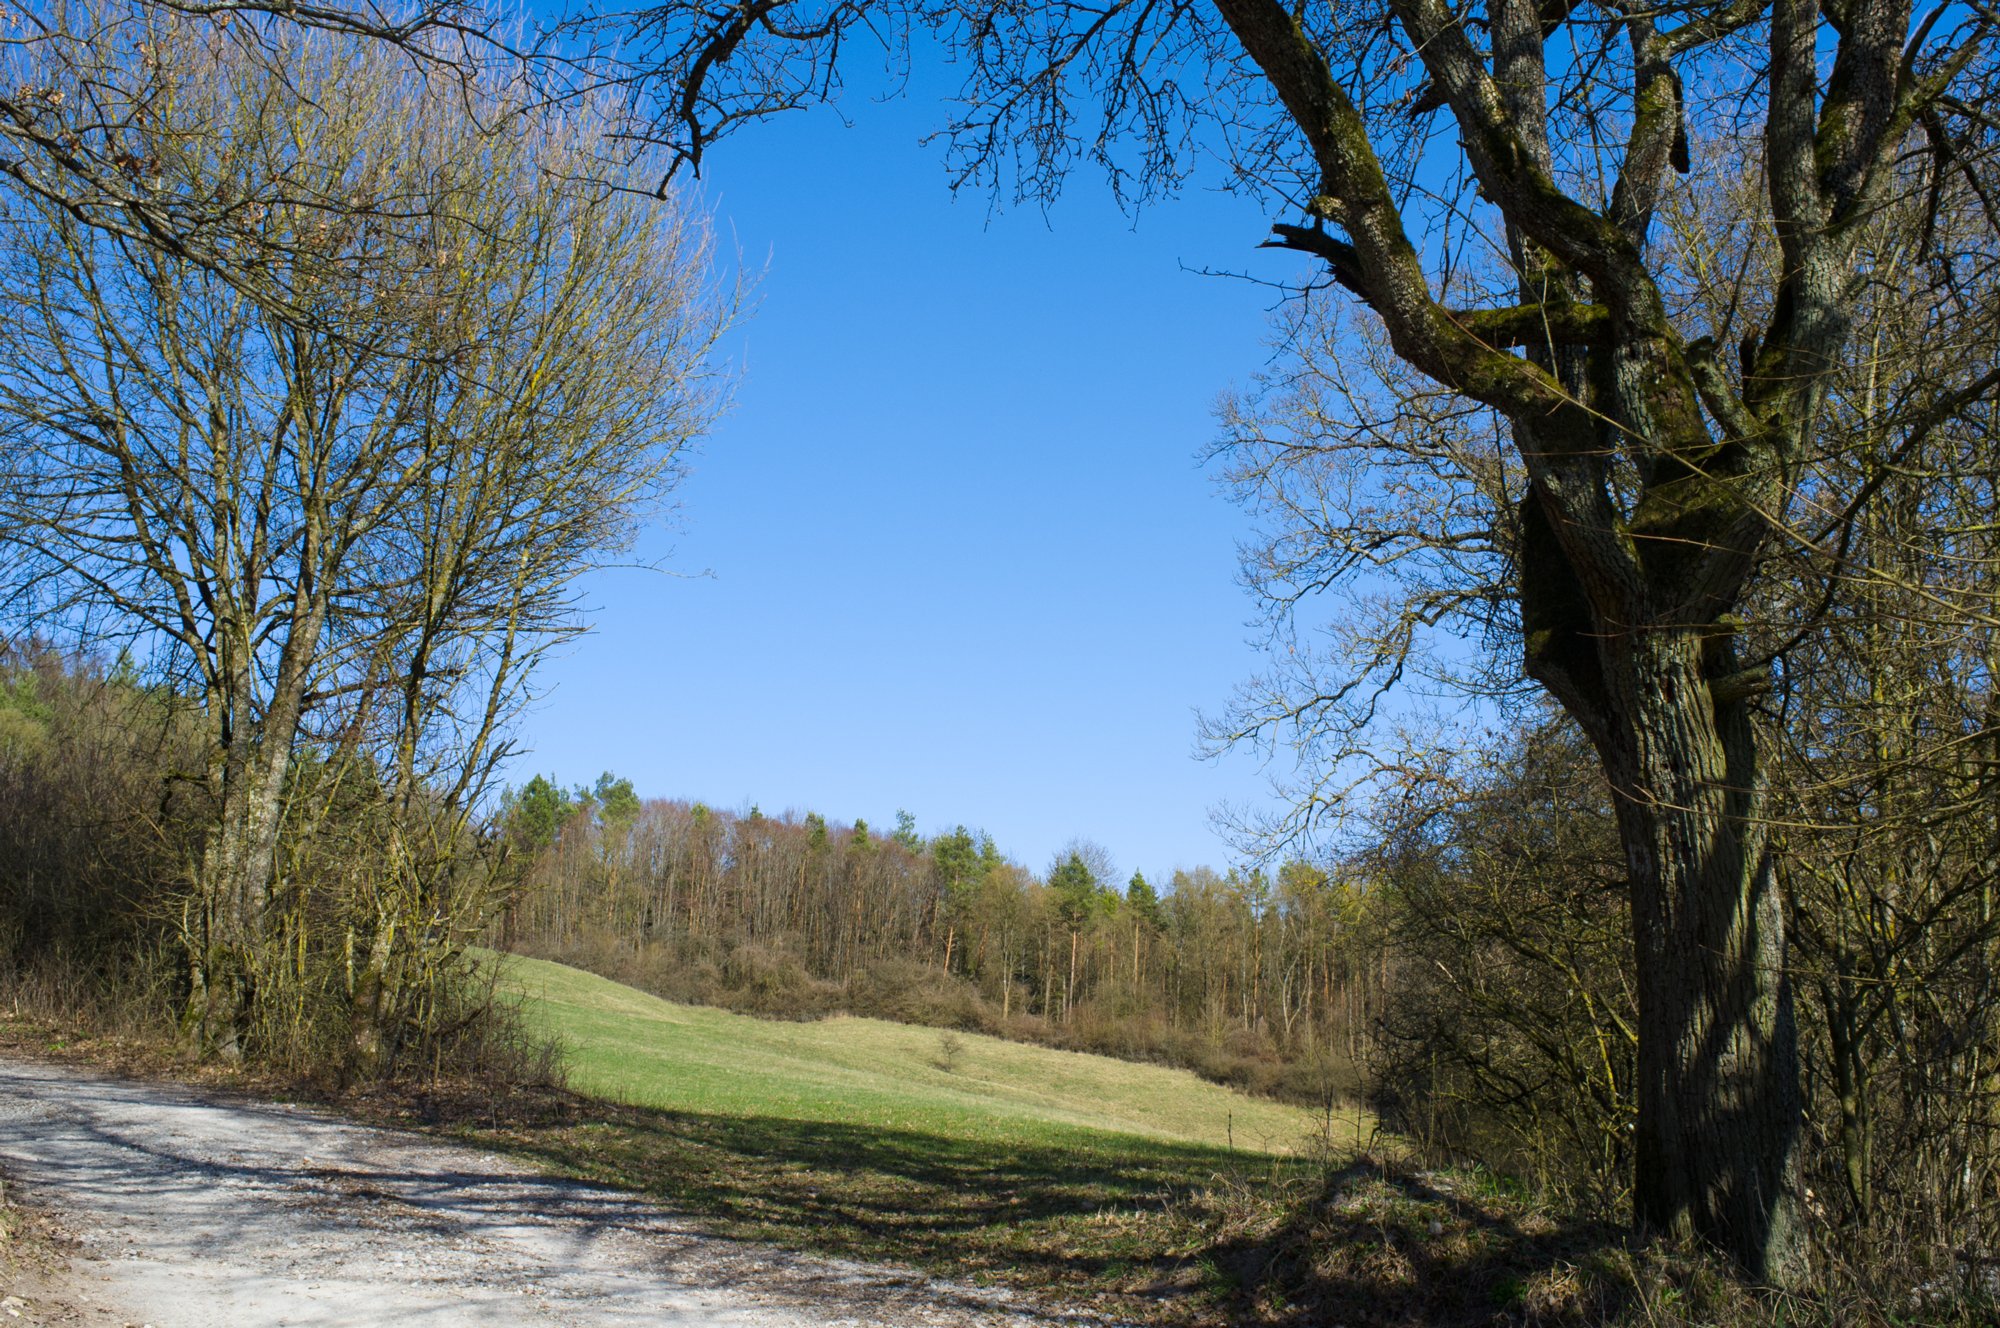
[{"left": 499, "top": 771, "right": 1374, "bottom": 1107}]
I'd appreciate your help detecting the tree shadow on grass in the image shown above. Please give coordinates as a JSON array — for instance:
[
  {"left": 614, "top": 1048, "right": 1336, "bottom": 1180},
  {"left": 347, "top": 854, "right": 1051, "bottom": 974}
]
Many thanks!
[
  {"left": 560, "top": 1096, "right": 1264, "bottom": 1264},
  {"left": 400, "top": 1084, "right": 1639, "bottom": 1326},
  {"left": 1204, "top": 1156, "right": 1638, "bottom": 1327},
  {"left": 404, "top": 1080, "right": 1294, "bottom": 1295}
]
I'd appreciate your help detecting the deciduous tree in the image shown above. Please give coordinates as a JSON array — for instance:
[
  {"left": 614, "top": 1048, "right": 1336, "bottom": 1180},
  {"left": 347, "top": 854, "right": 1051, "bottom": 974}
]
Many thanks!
[{"left": 0, "top": 24, "right": 727, "bottom": 1057}]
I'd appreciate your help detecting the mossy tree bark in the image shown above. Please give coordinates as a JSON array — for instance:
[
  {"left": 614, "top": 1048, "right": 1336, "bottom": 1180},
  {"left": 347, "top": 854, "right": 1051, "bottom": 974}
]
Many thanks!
[
  {"left": 188, "top": 605, "right": 328, "bottom": 1059},
  {"left": 1520, "top": 489, "right": 1801, "bottom": 1275}
]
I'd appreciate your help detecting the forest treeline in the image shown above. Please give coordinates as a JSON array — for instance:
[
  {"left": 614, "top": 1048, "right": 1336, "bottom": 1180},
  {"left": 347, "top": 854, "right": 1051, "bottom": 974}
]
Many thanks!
[
  {"left": 503, "top": 781, "right": 1377, "bottom": 1102},
  {"left": 0, "top": 632, "right": 1375, "bottom": 1096}
]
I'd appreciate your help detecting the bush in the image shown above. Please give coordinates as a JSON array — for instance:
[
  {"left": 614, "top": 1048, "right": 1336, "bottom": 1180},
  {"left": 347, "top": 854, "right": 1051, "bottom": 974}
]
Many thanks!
[
  {"left": 1362, "top": 718, "right": 1634, "bottom": 1212},
  {"left": 0, "top": 643, "right": 198, "bottom": 969},
  {"left": 846, "top": 959, "right": 992, "bottom": 1030},
  {"left": 0, "top": 642, "right": 556, "bottom": 1092}
]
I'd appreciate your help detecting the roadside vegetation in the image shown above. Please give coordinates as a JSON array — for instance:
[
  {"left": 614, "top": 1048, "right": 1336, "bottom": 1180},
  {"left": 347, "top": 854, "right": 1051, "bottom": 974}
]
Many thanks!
[{"left": 0, "top": 18, "right": 725, "bottom": 1076}]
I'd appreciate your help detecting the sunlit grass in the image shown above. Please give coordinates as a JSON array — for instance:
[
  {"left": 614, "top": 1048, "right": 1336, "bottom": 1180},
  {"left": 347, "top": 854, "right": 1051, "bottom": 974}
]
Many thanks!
[{"left": 495, "top": 950, "right": 1333, "bottom": 1158}]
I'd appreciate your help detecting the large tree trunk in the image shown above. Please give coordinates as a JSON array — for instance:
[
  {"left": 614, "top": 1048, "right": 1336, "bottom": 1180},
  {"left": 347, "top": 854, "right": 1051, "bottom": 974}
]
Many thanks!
[
  {"left": 1596, "top": 631, "right": 1803, "bottom": 1280},
  {"left": 187, "top": 604, "right": 326, "bottom": 1059},
  {"left": 1520, "top": 433, "right": 1805, "bottom": 1281},
  {"left": 189, "top": 731, "right": 293, "bottom": 1058}
]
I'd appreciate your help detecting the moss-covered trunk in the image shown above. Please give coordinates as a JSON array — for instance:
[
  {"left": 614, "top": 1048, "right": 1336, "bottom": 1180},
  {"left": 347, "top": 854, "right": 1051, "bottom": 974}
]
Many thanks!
[
  {"left": 1598, "top": 633, "right": 1802, "bottom": 1280},
  {"left": 186, "top": 602, "right": 327, "bottom": 1059}
]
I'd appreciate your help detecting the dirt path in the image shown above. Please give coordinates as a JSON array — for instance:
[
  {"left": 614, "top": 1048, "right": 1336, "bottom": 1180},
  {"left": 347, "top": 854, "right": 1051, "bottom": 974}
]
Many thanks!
[{"left": 0, "top": 1057, "right": 1085, "bottom": 1328}]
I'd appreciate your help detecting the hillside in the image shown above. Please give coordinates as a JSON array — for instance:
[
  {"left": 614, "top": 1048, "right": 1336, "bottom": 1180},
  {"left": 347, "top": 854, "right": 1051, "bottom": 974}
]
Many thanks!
[{"left": 493, "top": 951, "right": 1332, "bottom": 1158}]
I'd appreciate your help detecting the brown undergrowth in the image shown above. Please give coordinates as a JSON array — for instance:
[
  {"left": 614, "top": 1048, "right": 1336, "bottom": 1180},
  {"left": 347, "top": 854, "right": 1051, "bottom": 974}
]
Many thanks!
[{"left": 1165, "top": 1152, "right": 2000, "bottom": 1327}]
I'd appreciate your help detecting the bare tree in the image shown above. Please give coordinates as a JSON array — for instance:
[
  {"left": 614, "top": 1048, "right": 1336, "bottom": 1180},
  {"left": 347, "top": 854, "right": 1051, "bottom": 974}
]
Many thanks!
[
  {"left": 1365, "top": 714, "right": 1636, "bottom": 1212},
  {"left": 0, "top": 0, "right": 536, "bottom": 315},
  {"left": 581, "top": 0, "right": 1998, "bottom": 1281},
  {"left": 0, "top": 23, "right": 728, "bottom": 1057},
  {"left": 1753, "top": 174, "right": 2000, "bottom": 1256},
  {"left": 1216, "top": 82, "right": 2000, "bottom": 1272}
]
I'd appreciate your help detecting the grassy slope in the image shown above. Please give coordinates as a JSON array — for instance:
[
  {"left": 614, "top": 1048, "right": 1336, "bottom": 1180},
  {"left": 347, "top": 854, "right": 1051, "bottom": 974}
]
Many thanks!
[
  {"left": 498, "top": 951, "right": 1325, "bottom": 1157},
  {"left": 483, "top": 960, "right": 1702, "bottom": 1327},
  {"left": 455, "top": 953, "right": 1379, "bottom": 1319}
]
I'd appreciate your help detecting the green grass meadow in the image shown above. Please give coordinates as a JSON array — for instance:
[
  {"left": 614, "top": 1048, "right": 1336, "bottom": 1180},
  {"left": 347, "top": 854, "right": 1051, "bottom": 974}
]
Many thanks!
[
  {"left": 450, "top": 953, "right": 1366, "bottom": 1317},
  {"left": 499, "top": 951, "right": 1326, "bottom": 1157}
]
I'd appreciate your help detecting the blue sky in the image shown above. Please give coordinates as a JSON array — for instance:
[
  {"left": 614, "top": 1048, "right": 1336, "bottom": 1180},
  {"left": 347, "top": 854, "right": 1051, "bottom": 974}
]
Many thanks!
[{"left": 513, "top": 80, "right": 1317, "bottom": 883}]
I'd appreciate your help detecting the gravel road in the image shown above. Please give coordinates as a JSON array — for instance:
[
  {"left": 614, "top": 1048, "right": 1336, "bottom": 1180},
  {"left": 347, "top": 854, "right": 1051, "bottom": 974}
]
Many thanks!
[{"left": 0, "top": 1057, "right": 1084, "bottom": 1328}]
